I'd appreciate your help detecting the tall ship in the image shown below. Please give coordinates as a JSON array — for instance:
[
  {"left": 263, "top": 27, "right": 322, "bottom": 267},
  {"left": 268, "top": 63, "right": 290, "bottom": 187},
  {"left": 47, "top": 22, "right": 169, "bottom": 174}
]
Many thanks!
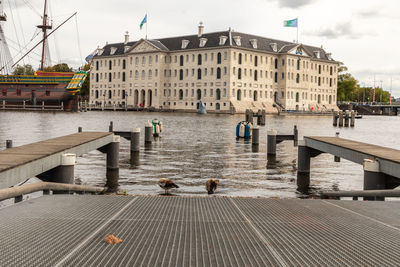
[{"left": 0, "top": 0, "right": 87, "bottom": 111}]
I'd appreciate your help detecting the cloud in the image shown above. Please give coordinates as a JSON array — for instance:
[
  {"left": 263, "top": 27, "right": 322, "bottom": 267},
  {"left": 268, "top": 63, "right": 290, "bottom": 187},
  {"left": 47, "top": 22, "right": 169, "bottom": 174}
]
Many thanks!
[
  {"left": 304, "top": 22, "right": 369, "bottom": 39},
  {"left": 276, "top": 0, "right": 318, "bottom": 8}
]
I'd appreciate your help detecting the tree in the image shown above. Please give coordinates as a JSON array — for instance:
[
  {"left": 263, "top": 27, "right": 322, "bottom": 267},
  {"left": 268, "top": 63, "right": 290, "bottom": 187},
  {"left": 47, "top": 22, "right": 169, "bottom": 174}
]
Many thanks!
[
  {"left": 337, "top": 71, "right": 359, "bottom": 101},
  {"left": 43, "top": 63, "right": 72, "bottom": 72},
  {"left": 13, "top": 64, "right": 35, "bottom": 75}
]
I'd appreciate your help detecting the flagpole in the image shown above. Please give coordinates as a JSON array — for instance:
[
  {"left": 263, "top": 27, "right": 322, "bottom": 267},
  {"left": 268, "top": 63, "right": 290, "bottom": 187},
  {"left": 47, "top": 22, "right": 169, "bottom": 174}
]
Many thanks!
[
  {"left": 146, "top": 13, "right": 148, "bottom": 40},
  {"left": 297, "top": 17, "right": 299, "bottom": 43}
]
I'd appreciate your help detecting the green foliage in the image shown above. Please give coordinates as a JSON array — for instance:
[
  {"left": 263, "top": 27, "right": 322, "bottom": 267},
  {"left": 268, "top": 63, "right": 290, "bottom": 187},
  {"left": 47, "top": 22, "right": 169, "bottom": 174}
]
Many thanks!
[
  {"left": 43, "top": 63, "right": 72, "bottom": 72},
  {"left": 13, "top": 64, "right": 35, "bottom": 75},
  {"left": 337, "top": 67, "right": 391, "bottom": 103}
]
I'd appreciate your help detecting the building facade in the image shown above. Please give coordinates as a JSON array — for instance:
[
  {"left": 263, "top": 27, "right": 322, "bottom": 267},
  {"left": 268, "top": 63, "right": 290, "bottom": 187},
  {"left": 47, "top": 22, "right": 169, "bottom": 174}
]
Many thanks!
[{"left": 89, "top": 25, "right": 340, "bottom": 113}]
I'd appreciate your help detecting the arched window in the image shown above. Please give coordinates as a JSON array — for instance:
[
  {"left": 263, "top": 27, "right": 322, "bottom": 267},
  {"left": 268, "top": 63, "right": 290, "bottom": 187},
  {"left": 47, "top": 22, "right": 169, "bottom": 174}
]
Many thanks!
[
  {"left": 216, "top": 88, "right": 221, "bottom": 100},
  {"left": 297, "top": 59, "right": 301, "bottom": 70},
  {"left": 217, "top": 52, "right": 222, "bottom": 64},
  {"left": 238, "top": 68, "right": 242, "bottom": 80},
  {"left": 216, "top": 67, "right": 221, "bottom": 79},
  {"left": 135, "top": 70, "right": 139, "bottom": 80},
  {"left": 96, "top": 61, "right": 99, "bottom": 70},
  {"left": 274, "top": 72, "right": 278, "bottom": 83},
  {"left": 122, "top": 72, "right": 126, "bottom": 82},
  {"left": 109, "top": 72, "right": 112, "bottom": 82},
  {"left": 197, "top": 89, "right": 201, "bottom": 100},
  {"left": 141, "top": 70, "right": 145, "bottom": 79},
  {"left": 180, "top": 55, "right": 184, "bottom": 66},
  {"left": 108, "top": 90, "right": 112, "bottom": 99},
  {"left": 253, "top": 91, "right": 258, "bottom": 101},
  {"left": 254, "top": 56, "right": 258, "bottom": 67},
  {"left": 197, "top": 68, "right": 202, "bottom": 80},
  {"left": 198, "top": 54, "right": 202, "bottom": 65},
  {"left": 296, "top": 73, "right": 300, "bottom": 83},
  {"left": 237, "top": 89, "right": 242, "bottom": 101},
  {"left": 149, "top": 56, "right": 153, "bottom": 65},
  {"left": 274, "top": 59, "right": 278, "bottom": 69},
  {"left": 148, "top": 70, "right": 152, "bottom": 78},
  {"left": 179, "top": 89, "right": 184, "bottom": 100},
  {"left": 296, "top": 92, "right": 299, "bottom": 102},
  {"left": 318, "top": 65, "right": 321, "bottom": 74},
  {"left": 122, "top": 59, "right": 126, "bottom": 69},
  {"left": 142, "top": 56, "right": 146, "bottom": 65},
  {"left": 318, "top": 94, "right": 321, "bottom": 104},
  {"left": 238, "top": 53, "right": 242, "bottom": 64},
  {"left": 179, "top": 69, "right": 183, "bottom": 80},
  {"left": 109, "top": 60, "right": 112, "bottom": 70},
  {"left": 254, "top": 70, "right": 258, "bottom": 81},
  {"left": 216, "top": 103, "right": 220, "bottom": 110},
  {"left": 95, "top": 90, "right": 99, "bottom": 98},
  {"left": 96, "top": 73, "right": 99, "bottom": 82},
  {"left": 330, "top": 66, "right": 333, "bottom": 75}
]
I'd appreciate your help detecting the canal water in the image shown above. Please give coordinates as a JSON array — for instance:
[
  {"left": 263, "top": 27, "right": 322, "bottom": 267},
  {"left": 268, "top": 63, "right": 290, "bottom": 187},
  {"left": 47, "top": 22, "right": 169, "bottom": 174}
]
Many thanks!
[{"left": 0, "top": 111, "right": 399, "bottom": 198}]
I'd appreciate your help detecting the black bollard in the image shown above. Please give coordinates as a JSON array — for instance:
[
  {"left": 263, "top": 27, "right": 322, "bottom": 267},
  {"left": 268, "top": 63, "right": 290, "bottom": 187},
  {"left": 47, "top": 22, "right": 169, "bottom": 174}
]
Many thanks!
[
  {"left": 105, "top": 135, "right": 120, "bottom": 191},
  {"left": 109, "top": 121, "right": 114, "bottom": 132}
]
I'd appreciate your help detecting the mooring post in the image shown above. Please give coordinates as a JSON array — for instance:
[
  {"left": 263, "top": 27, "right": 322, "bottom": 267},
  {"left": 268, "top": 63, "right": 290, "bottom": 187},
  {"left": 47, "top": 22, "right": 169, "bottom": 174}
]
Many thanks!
[
  {"left": 106, "top": 135, "right": 120, "bottom": 192},
  {"left": 78, "top": 127, "right": 82, "bottom": 133},
  {"left": 252, "top": 126, "right": 260, "bottom": 146},
  {"left": 53, "top": 153, "right": 76, "bottom": 194},
  {"left": 297, "top": 140, "right": 311, "bottom": 192},
  {"left": 246, "top": 109, "right": 254, "bottom": 124},
  {"left": 333, "top": 111, "right": 338, "bottom": 126},
  {"left": 267, "top": 130, "right": 277, "bottom": 155},
  {"left": 23, "top": 100, "right": 26, "bottom": 109},
  {"left": 14, "top": 195, "right": 23, "bottom": 203},
  {"left": 109, "top": 121, "right": 114, "bottom": 132},
  {"left": 145, "top": 121, "right": 153, "bottom": 144},
  {"left": 6, "top": 140, "right": 12, "bottom": 149},
  {"left": 338, "top": 111, "right": 344, "bottom": 127},
  {"left": 256, "top": 110, "right": 262, "bottom": 125},
  {"left": 130, "top": 126, "right": 141, "bottom": 166},
  {"left": 334, "top": 132, "right": 341, "bottom": 162},
  {"left": 293, "top": 125, "right": 298, "bottom": 146},
  {"left": 350, "top": 110, "right": 355, "bottom": 127},
  {"left": 344, "top": 110, "right": 350, "bottom": 127},
  {"left": 363, "top": 159, "right": 386, "bottom": 201}
]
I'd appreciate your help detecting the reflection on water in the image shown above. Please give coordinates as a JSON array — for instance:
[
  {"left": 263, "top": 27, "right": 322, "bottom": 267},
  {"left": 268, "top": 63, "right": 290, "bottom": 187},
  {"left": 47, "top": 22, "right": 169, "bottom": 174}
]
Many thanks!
[{"left": 0, "top": 111, "right": 399, "bottom": 198}]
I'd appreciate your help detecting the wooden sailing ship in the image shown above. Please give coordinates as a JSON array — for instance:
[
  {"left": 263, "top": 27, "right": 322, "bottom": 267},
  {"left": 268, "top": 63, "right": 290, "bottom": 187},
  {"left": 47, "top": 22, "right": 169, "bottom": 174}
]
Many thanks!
[{"left": 0, "top": 0, "right": 87, "bottom": 111}]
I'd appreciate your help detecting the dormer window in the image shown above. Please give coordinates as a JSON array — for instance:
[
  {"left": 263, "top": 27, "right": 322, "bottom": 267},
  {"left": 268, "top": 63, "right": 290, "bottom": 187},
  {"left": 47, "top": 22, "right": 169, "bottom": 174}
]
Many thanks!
[
  {"left": 110, "top": 47, "right": 117, "bottom": 55},
  {"left": 124, "top": 46, "right": 131, "bottom": 53},
  {"left": 97, "top": 49, "right": 104, "bottom": 56},
  {"left": 219, "top": 36, "right": 228, "bottom": 46},
  {"left": 181, "top": 39, "right": 190, "bottom": 49},
  {"left": 270, "top": 43, "right": 277, "bottom": 52},
  {"left": 326, "top": 53, "right": 332, "bottom": 60},
  {"left": 199, "top": 38, "right": 208, "bottom": 48},
  {"left": 250, "top": 39, "right": 258, "bottom": 49},
  {"left": 233, "top": 36, "right": 241, "bottom": 46},
  {"left": 314, "top": 51, "right": 321, "bottom": 59}
]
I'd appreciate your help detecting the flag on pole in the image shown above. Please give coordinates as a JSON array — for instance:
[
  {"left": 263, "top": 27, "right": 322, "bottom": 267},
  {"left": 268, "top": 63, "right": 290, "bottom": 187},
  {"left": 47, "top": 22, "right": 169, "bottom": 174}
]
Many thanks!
[
  {"left": 283, "top": 18, "right": 298, "bottom": 27},
  {"left": 140, "top": 14, "right": 147, "bottom": 30}
]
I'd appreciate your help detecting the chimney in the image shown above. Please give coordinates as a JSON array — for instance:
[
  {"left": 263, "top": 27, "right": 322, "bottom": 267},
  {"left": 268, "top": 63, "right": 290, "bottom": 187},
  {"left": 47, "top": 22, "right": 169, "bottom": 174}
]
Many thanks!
[
  {"left": 124, "top": 31, "right": 129, "bottom": 44},
  {"left": 198, "top": 22, "right": 204, "bottom": 37}
]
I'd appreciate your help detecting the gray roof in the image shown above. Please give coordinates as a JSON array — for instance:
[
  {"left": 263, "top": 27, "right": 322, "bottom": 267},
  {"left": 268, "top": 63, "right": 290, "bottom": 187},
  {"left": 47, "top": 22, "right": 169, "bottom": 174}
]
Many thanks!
[{"left": 94, "top": 30, "right": 336, "bottom": 62}]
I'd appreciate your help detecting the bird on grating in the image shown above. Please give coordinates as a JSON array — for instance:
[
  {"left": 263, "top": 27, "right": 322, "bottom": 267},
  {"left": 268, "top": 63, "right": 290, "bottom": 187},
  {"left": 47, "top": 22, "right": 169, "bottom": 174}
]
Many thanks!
[
  {"left": 158, "top": 178, "right": 179, "bottom": 195},
  {"left": 206, "top": 179, "right": 219, "bottom": 194}
]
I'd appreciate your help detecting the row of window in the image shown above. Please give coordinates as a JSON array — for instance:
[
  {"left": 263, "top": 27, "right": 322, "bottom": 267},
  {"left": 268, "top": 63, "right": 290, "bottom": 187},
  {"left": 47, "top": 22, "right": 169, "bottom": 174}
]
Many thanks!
[{"left": 163, "top": 88, "right": 227, "bottom": 100}]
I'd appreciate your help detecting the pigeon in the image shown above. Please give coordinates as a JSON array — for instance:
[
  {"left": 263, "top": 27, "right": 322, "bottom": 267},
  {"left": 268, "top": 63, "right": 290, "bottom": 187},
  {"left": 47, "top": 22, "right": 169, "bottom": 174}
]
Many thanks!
[
  {"left": 158, "top": 178, "right": 179, "bottom": 195},
  {"left": 206, "top": 179, "right": 219, "bottom": 194}
]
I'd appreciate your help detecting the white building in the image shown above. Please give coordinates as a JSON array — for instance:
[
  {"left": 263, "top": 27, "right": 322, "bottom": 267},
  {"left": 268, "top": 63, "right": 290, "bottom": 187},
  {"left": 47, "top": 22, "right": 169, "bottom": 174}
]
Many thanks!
[{"left": 89, "top": 24, "right": 339, "bottom": 113}]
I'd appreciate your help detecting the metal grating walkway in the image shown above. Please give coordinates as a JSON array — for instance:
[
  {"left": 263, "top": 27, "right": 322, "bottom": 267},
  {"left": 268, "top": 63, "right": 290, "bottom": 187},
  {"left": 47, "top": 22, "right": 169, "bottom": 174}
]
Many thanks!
[{"left": 1, "top": 195, "right": 400, "bottom": 266}]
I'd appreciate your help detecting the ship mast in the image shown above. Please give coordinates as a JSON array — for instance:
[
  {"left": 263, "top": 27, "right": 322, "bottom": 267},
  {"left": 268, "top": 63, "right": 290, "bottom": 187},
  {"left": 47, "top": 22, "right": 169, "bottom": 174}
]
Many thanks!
[{"left": 37, "top": 0, "right": 52, "bottom": 70}]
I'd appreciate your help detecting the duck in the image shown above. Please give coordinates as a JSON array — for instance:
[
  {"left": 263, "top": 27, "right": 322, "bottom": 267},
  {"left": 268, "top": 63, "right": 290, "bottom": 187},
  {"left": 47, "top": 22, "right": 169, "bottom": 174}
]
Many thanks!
[
  {"left": 206, "top": 179, "right": 219, "bottom": 194},
  {"left": 158, "top": 178, "right": 179, "bottom": 195}
]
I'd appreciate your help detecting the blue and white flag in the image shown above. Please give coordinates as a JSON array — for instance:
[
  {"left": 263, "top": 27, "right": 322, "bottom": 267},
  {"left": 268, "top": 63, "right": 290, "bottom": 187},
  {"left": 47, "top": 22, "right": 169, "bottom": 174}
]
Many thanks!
[
  {"left": 140, "top": 14, "right": 147, "bottom": 30},
  {"left": 284, "top": 18, "right": 298, "bottom": 27}
]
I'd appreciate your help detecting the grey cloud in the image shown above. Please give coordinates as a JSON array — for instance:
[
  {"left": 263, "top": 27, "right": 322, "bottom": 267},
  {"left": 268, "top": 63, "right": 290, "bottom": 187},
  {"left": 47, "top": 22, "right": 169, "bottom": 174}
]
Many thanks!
[
  {"left": 304, "top": 22, "right": 368, "bottom": 39},
  {"left": 276, "top": 0, "right": 318, "bottom": 8}
]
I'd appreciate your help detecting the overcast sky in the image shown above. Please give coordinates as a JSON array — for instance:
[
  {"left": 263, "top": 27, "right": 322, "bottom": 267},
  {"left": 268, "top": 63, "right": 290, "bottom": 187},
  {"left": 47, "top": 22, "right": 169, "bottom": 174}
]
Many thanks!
[{"left": 3, "top": 0, "right": 400, "bottom": 96}]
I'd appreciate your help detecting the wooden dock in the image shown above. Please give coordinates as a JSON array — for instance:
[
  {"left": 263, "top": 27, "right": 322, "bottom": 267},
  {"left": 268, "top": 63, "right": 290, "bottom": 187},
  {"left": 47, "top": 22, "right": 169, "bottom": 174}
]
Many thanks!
[
  {"left": 0, "top": 132, "right": 113, "bottom": 188},
  {"left": 1, "top": 195, "right": 400, "bottom": 266}
]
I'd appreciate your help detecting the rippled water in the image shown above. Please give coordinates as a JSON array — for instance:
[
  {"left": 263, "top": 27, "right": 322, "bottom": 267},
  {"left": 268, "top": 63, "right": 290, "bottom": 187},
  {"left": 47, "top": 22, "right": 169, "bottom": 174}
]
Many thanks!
[{"left": 1, "top": 111, "right": 399, "bottom": 198}]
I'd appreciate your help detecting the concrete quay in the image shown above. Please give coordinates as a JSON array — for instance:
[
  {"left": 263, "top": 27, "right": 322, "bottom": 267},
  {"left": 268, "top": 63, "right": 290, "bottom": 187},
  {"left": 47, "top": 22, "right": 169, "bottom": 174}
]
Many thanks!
[{"left": 1, "top": 195, "right": 400, "bottom": 266}]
